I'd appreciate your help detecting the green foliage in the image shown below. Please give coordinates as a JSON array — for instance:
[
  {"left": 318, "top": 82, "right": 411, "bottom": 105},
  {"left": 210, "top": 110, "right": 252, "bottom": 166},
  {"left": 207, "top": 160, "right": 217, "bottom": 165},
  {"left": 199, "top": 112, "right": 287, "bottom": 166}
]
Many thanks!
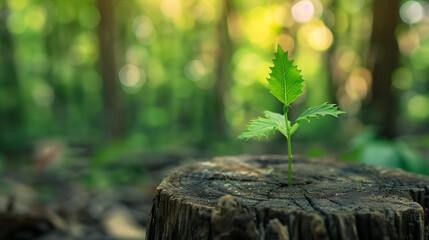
[
  {"left": 341, "top": 129, "right": 428, "bottom": 175},
  {"left": 296, "top": 102, "right": 345, "bottom": 124},
  {"left": 240, "top": 45, "right": 344, "bottom": 141},
  {"left": 237, "top": 111, "right": 287, "bottom": 140},
  {"left": 239, "top": 45, "right": 345, "bottom": 185},
  {"left": 267, "top": 45, "right": 304, "bottom": 105}
]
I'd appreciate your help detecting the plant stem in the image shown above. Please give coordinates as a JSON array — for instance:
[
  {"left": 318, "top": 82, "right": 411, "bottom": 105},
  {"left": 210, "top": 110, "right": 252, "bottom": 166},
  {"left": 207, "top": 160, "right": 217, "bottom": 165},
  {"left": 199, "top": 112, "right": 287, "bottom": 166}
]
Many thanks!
[
  {"left": 287, "top": 133, "right": 292, "bottom": 186},
  {"left": 283, "top": 105, "right": 292, "bottom": 186}
]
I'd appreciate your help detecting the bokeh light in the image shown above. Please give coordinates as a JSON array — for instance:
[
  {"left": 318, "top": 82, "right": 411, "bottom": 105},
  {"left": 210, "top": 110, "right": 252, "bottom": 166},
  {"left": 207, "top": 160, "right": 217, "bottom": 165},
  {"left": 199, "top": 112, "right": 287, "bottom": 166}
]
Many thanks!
[
  {"left": 334, "top": 46, "right": 361, "bottom": 73},
  {"left": 7, "top": 12, "right": 27, "bottom": 34},
  {"left": 234, "top": 52, "right": 261, "bottom": 86},
  {"left": 400, "top": 1, "right": 424, "bottom": 24},
  {"left": 193, "top": 0, "right": 216, "bottom": 23},
  {"left": 242, "top": 7, "right": 277, "bottom": 48},
  {"left": 345, "top": 68, "right": 371, "bottom": 100},
  {"left": 397, "top": 27, "right": 420, "bottom": 56},
  {"left": 308, "top": 25, "right": 333, "bottom": 51},
  {"left": 132, "top": 16, "right": 157, "bottom": 45},
  {"left": 119, "top": 65, "right": 145, "bottom": 92},
  {"left": 392, "top": 67, "right": 413, "bottom": 90},
  {"left": 161, "top": 0, "right": 181, "bottom": 18},
  {"left": 291, "top": 0, "right": 315, "bottom": 23},
  {"left": 407, "top": 94, "right": 429, "bottom": 120},
  {"left": 25, "top": 7, "right": 47, "bottom": 32},
  {"left": 69, "top": 33, "right": 98, "bottom": 65},
  {"left": 410, "top": 46, "right": 429, "bottom": 69},
  {"left": 185, "top": 60, "right": 207, "bottom": 82},
  {"left": 136, "top": 24, "right": 155, "bottom": 44},
  {"left": 274, "top": 3, "right": 294, "bottom": 27},
  {"left": 7, "top": 0, "right": 29, "bottom": 10},
  {"left": 298, "top": 21, "right": 333, "bottom": 51}
]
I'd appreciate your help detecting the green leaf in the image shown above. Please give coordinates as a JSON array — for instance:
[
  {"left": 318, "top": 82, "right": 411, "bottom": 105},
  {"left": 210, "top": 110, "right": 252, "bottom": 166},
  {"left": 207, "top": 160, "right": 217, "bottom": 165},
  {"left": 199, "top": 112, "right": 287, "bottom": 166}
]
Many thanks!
[
  {"left": 263, "top": 110, "right": 288, "bottom": 137},
  {"left": 296, "top": 102, "right": 345, "bottom": 124},
  {"left": 267, "top": 45, "right": 304, "bottom": 105},
  {"left": 237, "top": 118, "right": 276, "bottom": 140},
  {"left": 238, "top": 110, "right": 287, "bottom": 140}
]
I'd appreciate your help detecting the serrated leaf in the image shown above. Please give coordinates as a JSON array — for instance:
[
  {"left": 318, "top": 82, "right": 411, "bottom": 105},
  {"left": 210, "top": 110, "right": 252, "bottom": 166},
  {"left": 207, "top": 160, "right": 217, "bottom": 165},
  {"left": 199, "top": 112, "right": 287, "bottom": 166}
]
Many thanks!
[
  {"left": 263, "top": 110, "right": 288, "bottom": 137},
  {"left": 238, "top": 110, "right": 287, "bottom": 140},
  {"left": 237, "top": 118, "right": 276, "bottom": 140},
  {"left": 267, "top": 45, "right": 304, "bottom": 105},
  {"left": 296, "top": 102, "right": 345, "bottom": 124}
]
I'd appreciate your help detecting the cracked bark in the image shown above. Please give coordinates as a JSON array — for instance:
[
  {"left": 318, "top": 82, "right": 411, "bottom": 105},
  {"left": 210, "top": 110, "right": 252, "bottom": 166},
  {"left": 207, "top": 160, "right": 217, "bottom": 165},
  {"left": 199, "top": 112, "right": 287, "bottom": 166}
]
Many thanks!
[{"left": 147, "top": 155, "right": 429, "bottom": 240}]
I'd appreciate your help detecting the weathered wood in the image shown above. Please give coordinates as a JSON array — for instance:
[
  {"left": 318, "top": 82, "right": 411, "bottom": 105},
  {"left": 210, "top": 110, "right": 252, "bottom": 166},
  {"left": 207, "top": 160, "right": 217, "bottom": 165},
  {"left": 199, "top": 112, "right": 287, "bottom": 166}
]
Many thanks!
[{"left": 146, "top": 155, "right": 429, "bottom": 240}]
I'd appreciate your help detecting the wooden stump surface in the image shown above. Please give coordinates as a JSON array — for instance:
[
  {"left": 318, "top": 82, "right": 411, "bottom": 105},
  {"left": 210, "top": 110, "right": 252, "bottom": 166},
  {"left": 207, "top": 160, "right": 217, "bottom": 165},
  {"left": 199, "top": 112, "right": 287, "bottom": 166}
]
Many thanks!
[{"left": 146, "top": 155, "right": 429, "bottom": 240}]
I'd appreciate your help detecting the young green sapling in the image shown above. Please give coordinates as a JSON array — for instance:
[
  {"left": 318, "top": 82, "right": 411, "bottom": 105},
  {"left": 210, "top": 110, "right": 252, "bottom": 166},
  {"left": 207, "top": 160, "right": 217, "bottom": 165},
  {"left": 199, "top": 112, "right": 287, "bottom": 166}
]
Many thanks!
[{"left": 238, "top": 45, "right": 345, "bottom": 186}]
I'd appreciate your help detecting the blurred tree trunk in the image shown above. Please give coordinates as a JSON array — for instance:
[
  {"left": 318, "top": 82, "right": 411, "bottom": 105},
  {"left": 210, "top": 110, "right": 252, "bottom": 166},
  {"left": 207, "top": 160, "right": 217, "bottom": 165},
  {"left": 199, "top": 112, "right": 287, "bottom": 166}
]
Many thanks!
[
  {"left": 365, "top": 0, "right": 401, "bottom": 139},
  {"left": 0, "top": 3, "right": 23, "bottom": 148},
  {"left": 327, "top": 0, "right": 340, "bottom": 105},
  {"left": 214, "top": 0, "right": 233, "bottom": 138},
  {"left": 97, "top": 0, "right": 122, "bottom": 139}
]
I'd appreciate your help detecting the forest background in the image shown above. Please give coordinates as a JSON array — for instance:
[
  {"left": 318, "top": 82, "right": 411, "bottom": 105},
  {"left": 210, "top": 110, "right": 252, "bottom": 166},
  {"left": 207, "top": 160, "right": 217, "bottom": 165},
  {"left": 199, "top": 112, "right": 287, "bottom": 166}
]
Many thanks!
[{"left": 1, "top": 0, "right": 429, "bottom": 185}]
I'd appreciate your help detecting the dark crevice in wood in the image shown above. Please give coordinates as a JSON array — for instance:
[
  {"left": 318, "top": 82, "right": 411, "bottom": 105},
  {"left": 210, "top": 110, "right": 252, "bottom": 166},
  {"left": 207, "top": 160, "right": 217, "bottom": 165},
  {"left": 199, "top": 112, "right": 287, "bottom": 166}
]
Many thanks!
[
  {"left": 326, "top": 198, "right": 340, "bottom": 206},
  {"left": 267, "top": 185, "right": 282, "bottom": 200}
]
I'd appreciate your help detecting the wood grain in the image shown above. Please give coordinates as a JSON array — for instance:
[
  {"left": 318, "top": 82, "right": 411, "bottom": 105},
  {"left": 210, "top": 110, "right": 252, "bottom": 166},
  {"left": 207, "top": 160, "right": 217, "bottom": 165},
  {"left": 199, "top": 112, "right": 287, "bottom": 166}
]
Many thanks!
[{"left": 147, "top": 155, "right": 429, "bottom": 240}]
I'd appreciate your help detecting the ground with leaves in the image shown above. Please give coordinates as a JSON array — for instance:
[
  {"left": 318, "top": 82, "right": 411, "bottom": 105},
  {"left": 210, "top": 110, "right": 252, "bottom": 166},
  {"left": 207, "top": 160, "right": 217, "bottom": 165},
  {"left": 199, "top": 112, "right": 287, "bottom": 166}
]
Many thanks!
[{"left": 0, "top": 141, "right": 196, "bottom": 240}]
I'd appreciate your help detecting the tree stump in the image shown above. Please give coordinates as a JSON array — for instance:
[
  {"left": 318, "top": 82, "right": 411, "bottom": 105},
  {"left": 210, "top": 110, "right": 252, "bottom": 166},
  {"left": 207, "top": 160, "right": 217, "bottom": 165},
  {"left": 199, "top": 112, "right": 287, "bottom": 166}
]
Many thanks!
[{"left": 146, "top": 155, "right": 429, "bottom": 240}]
